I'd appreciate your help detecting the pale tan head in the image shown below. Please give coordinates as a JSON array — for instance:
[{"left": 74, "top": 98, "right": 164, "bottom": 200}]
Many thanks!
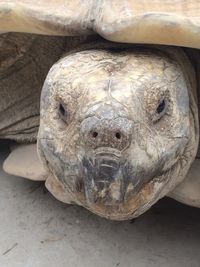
[{"left": 38, "top": 46, "right": 198, "bottom": 220}]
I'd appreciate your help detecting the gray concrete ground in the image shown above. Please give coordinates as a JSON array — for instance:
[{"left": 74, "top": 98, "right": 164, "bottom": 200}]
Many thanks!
[{"left": 0, "top": 143, "right": 200, "bottom": 267}]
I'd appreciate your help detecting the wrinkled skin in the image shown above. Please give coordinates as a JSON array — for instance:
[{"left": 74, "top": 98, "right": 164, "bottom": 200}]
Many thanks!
[{"left": 38, "top": 46, "right": 198, "bottom": 220}]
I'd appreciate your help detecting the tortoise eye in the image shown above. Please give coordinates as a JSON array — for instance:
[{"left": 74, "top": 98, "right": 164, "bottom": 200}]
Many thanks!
[
  {"left": 59, "top": 103, "right": 65, "bottom": 116},
  {"left": 151, "top": 99, "right": 167, "bottom": 123},
  {"left": 156, "top": 99, "right": 166, "bottom": 114},
  {"left": 58, "top": 103, "right": 68, "bottom": 122}
]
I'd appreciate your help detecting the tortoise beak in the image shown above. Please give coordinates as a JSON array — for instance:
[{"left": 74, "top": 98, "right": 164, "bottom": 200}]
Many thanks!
[{"left": 81, "top": 150, "right": 130, "bottom": 206}]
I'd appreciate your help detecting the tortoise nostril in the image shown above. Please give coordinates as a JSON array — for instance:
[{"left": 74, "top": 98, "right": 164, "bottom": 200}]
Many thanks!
[
  {"left": 92, "top": 131, "right": 98, "bottom": 138},
  {"left": 82, "top": 115, "right": 132, "bottom": 150},
  {"left": 115, "top": 132, "right": 121, "bottom": 139}
]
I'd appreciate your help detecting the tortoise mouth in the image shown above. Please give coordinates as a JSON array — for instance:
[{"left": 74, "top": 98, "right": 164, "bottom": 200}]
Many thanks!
[
  {"left": 76, "top": 145, "right": 181, "bottom": 220},
  {"left": 81, "top": 148, "right": 125, "bottom": 205},
  {"left": 80, "top": 147, "right": 158, "bottom": 208},
  {"left": 81, "top": 158, "right": 181, "bottom": 220},
  {"left": 94, "top": 147, "right": 122, "bottom": 160}
]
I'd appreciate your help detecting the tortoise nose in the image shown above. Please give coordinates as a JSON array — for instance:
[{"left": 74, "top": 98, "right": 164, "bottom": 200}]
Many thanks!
[{"left": 81, "top": 117, "right": 133, "bottom": 151}]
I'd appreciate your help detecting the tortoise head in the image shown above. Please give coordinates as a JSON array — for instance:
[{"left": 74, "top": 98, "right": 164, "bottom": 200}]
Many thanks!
[{"left": 38, "top": 46, "right": 198, "bottom": 220}]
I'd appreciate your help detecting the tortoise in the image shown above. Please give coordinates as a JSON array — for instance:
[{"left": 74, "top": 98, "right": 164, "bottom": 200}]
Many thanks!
[{"left": 1, "top": 0, "right": 200, "bottom": 220}]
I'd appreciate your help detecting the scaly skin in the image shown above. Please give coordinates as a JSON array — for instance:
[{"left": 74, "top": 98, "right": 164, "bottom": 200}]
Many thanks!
[
  {"left": 38, "top": 45, "right": 199, "bottom": 220},
  {"left": 0, "top": 33, "right": 88, "bottom": 142}
]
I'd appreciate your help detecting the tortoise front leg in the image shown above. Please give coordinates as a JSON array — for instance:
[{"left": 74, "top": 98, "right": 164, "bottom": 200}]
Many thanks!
[
  {"left": 3, "top": 144, "right": 47, "bottom": 181},
  {"left": 3, "top": 143, "right": 75, "bottom": 204},
  {"left": 168, "top": 159, "right": 200, "bottom": 208}
]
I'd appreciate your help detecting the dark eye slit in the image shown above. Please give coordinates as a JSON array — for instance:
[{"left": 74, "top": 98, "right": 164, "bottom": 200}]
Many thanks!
[
  {"left": 59, "top": 103, "right": 66, "bottom": 116},
  {"left": 156, "top": 99, "right": 166, "bottom": 114}
]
